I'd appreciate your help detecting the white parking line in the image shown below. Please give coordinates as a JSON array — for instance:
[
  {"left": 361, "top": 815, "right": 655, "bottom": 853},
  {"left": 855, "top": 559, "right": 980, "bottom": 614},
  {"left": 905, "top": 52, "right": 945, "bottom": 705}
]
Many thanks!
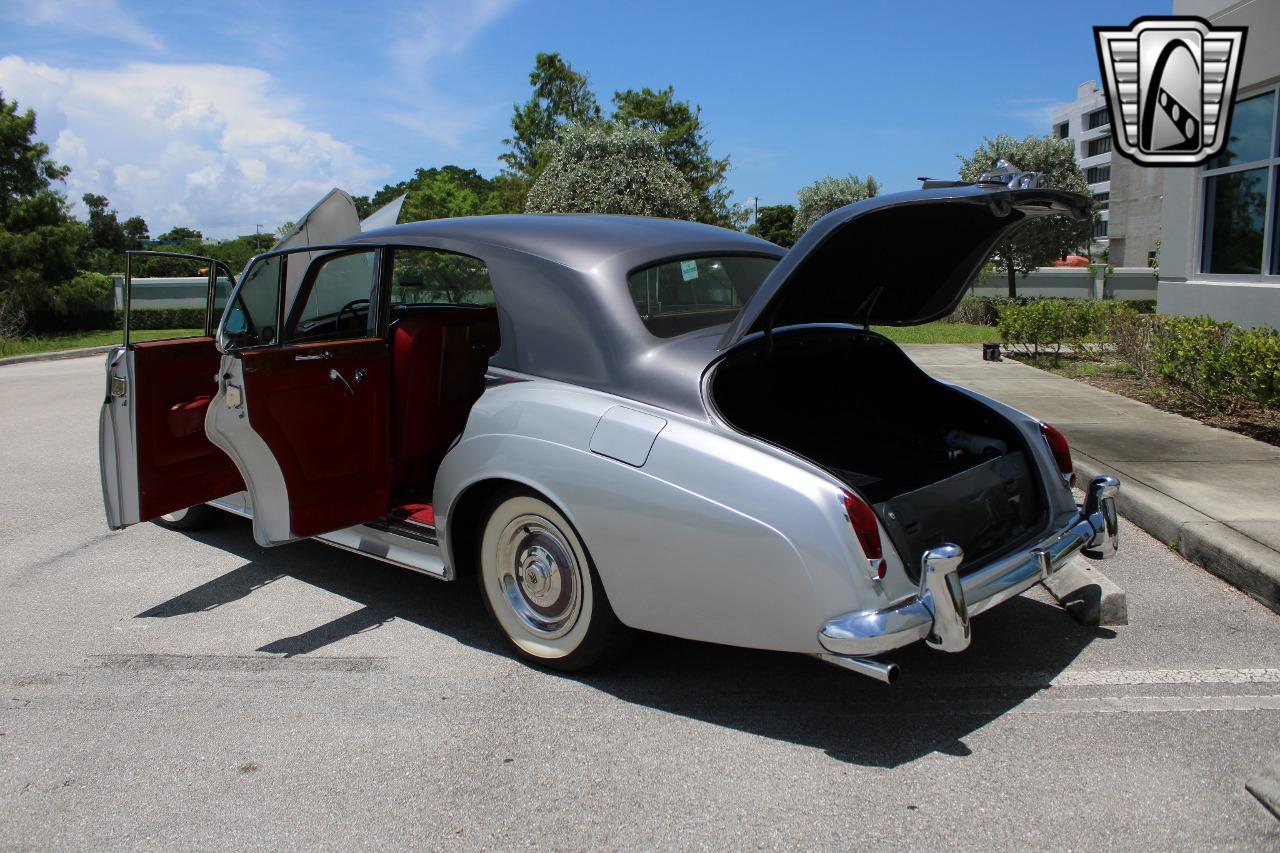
[
  {"left": 1049, "top": 668, "right": 1280, "bottom": 686},
  {"left": 1013, "top": 694, "right": 1280, "bottom": 714}
]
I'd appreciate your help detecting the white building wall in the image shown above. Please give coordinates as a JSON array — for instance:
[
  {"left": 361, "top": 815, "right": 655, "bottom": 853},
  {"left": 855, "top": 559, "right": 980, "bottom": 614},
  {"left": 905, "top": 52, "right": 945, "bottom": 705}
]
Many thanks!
[
  {"left": 1051, "top": 80, "right": 1112, "bottom": 249},
  {"left": 1159, "top": 0, "right": 1280, "bottom": 328}
]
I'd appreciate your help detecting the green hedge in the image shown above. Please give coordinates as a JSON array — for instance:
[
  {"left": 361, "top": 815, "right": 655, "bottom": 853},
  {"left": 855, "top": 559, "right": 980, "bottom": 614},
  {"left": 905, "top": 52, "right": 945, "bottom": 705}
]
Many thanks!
[
  {"left": 947, "top": 296, "right": 1025, "bottom": 326},
  {"left": 996, "top": 299, "right": 1129, "bottom": 360},
  {"left": 948, "top": 295, "right": 1156, "bottom": 327},
  {"left": 996, "top": 299, "right": 1280, "bottom": 412},
  {"left": 1150, "top": 316, "right": 1280, "bottom": 410},
  {"left": 117, "top": 307, "right": 208, "bottom": 331}
]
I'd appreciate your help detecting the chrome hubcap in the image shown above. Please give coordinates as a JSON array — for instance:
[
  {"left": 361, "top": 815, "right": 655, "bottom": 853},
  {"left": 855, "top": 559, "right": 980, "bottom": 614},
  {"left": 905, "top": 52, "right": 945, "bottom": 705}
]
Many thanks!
[{"left": 496, "top": 514, "right": 582, "bottom": 638}]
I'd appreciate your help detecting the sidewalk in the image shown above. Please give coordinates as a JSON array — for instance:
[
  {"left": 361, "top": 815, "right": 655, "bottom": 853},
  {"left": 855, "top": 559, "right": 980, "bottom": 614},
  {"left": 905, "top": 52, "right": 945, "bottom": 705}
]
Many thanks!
[{"left": 906, "top": 344, "right": 1280, "bottom": 614}]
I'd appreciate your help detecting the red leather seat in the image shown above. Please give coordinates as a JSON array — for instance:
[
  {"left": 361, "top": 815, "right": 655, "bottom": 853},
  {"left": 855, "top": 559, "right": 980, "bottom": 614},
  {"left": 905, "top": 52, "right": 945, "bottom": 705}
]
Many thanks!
[{"left": 389, "top": 307, "right": 499, "bottom": 495}]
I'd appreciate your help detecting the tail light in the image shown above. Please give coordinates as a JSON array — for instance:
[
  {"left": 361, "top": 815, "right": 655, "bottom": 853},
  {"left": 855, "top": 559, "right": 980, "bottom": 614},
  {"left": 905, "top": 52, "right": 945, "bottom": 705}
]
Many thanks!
[
  {"left": 1039, "top": 422, "right": 1076, "bottom": 489},
  {"left": 843, "top": 490, "right": 885, "bottom": 580}
]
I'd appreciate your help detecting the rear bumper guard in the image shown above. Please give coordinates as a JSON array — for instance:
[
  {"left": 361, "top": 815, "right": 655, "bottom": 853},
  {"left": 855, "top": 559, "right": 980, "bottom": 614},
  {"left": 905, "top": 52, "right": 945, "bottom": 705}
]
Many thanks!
[{"left": 818, "top": 474, "right": 1120, "bottom": 658}]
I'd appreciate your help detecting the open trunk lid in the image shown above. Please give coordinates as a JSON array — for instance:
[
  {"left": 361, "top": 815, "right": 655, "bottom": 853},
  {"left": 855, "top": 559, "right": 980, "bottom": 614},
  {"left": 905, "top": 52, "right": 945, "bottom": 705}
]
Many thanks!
[{"left": 718, "top": 184, "right": 1089, "bottom": 348}]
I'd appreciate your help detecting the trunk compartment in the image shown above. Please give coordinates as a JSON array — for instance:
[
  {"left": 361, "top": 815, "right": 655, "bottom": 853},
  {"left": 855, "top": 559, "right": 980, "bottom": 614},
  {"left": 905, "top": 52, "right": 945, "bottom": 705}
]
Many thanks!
[{"left": 709, "top": 329, "right": 1048, "bottom": 579}]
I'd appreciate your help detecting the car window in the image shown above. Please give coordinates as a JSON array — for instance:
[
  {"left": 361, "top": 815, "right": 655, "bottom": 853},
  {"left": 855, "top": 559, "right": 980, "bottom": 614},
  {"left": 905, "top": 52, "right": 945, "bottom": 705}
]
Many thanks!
[
  {"left": 390, "top": 247, "right": 494, "bottom": 306},
  {"left": 287, "top": 250, "right": 378, "bottom": 342},
  {"left": 219, "top": 255, "right": 282, "bottom": 350},
  {"left": 627, "top": 255, "right": 778, "bottom": 338}
]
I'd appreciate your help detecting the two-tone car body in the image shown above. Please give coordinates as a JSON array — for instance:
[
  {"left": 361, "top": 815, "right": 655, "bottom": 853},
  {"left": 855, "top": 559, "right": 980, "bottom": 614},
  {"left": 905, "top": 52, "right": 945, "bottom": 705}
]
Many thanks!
[{"left": 100, "top": 177, "right": 1119, "bottom": 681}]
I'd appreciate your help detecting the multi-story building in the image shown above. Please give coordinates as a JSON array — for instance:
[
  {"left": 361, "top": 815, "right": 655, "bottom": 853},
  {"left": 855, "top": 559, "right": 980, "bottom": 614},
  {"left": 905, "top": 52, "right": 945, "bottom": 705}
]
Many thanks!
[
  {"left": 1051, "top": 80, "right": 1113, "bottom": 252},
  {"left": 1159, "top": 0, "right": 1280, "bottom": 329}
]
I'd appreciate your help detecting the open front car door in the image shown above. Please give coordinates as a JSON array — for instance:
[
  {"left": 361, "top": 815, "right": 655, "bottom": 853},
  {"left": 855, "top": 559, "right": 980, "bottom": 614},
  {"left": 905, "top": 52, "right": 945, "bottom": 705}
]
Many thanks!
[
  {"left": 205, "top": 246, "right": 392, "bottom": 546},
  {"left": 99, "top": 252, "right": 245, "bottom": 529}
]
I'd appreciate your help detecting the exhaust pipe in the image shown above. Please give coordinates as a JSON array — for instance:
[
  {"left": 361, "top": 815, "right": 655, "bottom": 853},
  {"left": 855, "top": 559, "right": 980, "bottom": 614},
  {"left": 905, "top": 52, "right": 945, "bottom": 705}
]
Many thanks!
[{"left": 818, "top": 653, "right": 900, "bottom": 684}]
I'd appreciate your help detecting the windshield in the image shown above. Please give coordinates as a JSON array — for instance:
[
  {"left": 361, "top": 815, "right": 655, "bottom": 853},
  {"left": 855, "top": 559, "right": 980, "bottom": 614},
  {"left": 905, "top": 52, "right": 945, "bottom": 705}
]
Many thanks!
[{"left": 627, "top": 255, "right": 778, "bottom": 338}]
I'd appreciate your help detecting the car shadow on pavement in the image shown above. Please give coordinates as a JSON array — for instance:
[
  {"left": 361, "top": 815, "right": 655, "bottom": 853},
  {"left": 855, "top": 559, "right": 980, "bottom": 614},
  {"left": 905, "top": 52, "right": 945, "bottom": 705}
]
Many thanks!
[{"left": 140, "top": 516, "right": 1112, "bottom": 768}]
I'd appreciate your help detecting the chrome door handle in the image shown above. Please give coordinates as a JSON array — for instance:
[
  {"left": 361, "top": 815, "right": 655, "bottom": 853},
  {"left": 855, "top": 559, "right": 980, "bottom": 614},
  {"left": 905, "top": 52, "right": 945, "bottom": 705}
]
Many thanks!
[
  {"left": 295, "top": 351, "right": 333, "bottom": 362},
  {"left": 328, "top": 368, "right": 354, "bottom": 395}
]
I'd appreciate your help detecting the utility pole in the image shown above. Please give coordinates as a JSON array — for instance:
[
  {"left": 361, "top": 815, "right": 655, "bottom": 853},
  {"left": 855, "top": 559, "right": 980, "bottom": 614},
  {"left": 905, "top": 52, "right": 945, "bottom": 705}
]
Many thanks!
[{"left": 255, "top": 223, "right": 263, "bottom": 252}]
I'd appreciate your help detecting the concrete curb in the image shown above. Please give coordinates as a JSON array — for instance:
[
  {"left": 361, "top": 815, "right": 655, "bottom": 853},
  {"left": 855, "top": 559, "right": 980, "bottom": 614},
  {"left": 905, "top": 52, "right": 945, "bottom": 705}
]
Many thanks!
[
  {"left": 1075, "top": 453, "right": 1280, "bottom": 616},
  {"left": 0, "top": 345, "right": 114, "bottom": 368}
]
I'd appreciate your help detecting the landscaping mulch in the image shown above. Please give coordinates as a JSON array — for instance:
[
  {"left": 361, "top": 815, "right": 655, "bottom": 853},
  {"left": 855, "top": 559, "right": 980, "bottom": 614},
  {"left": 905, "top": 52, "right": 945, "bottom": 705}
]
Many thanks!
[{"left": 1010, "top": 353, "right": 1280, "bottom": 449}]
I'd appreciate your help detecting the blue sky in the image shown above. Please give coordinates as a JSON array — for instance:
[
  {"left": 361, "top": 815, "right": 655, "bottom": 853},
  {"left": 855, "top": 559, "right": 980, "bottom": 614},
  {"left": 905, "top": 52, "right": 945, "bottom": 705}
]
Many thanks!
[{"left": 0, "top": 0, "right": 1169, "bottom": 237}]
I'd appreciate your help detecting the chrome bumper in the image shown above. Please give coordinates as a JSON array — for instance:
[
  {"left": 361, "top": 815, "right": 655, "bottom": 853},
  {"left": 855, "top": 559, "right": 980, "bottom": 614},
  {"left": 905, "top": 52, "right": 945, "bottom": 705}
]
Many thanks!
[{"left": 819, "top": 474, "right": 1120, "bottom": 657}]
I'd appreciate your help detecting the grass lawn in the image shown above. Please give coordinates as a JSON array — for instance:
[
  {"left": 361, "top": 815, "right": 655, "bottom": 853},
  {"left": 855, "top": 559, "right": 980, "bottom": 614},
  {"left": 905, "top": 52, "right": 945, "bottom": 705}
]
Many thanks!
[
  {"left": 2, "top": 321, "right": 997, "bottom": 359},
  {"left": 871, "top": 322, "right": 998, "bottom": 344},
  {"left": 0, "top": 329, "right": 204, "bottom": 359}
]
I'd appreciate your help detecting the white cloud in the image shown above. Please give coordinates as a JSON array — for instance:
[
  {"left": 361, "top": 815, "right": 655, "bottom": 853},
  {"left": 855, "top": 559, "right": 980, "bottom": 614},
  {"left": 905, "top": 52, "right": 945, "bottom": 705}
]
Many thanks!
[
  {"left": 389, "top": 0, "right": 517, "bottom": 79},
  {"left": 2, "top": 0, "right": 164, "bottom": 51},
  {"left": 385, "top": 0, "right": 518, "bottom": 147},
  {"left": 0, "top": 56, "right": 388, "bottom": 237}
]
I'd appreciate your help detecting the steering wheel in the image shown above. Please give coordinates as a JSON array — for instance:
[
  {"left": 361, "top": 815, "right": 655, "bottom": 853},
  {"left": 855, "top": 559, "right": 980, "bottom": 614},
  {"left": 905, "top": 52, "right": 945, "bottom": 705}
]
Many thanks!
[{"left": 335, "top": 298, "right": 370, "bottom": 332}]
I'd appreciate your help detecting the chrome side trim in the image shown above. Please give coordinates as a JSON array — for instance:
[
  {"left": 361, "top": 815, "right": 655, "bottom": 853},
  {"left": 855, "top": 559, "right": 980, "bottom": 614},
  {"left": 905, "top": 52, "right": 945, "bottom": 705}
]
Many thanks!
[
  {"left": 819, "top": 475, "right": 1121, "bottom": 657},
  {"left": 314, "top": 524, "right": 449, "bottom": 580},
  {"left": 208, "top": 492, "right": 253, "bottom": 519}
]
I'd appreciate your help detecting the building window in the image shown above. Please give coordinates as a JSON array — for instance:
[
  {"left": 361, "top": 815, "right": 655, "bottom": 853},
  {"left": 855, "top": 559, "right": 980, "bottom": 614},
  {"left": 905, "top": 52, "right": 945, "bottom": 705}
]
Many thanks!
[
  {"left": 1086, "top": 108, "right": 1110, "bottom": 130},
  {"left": 1094, "top": 192, "right": 1110, "bottom": 211},
  {"left": 1085, "top": 165, "right": 1111, "bottom": 184},
  {"left": 1200, "top": 88, "right": 1280, "bottom": 276},
  {"left": 1054, "top": 121, "right": 1069, "bottom": 140},
  {"left": 1086, "top": 136, "right": 1112, "bottom": 157},
  {"left": 1093, "top": 219, "right": 1109, "bottom": 238}
]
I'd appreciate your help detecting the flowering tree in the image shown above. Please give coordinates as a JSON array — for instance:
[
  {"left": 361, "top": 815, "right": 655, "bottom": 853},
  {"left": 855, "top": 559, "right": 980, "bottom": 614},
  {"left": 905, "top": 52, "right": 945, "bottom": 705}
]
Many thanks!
[
  {"left": 525, "top": 123, "right": 699, "bottom": 220},
  {"left": 792, "top": 174, "right": 880, "bottom": 236}
]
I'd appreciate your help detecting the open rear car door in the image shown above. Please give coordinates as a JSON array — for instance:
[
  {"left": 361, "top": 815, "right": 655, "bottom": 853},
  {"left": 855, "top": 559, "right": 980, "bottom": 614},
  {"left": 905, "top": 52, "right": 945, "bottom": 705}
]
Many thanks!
[
  {"left": 99, "top": 252, "right": 245, "bottom": 529},
  {"left": 203, "top": 245, "right": 392, "bottom": 547}
]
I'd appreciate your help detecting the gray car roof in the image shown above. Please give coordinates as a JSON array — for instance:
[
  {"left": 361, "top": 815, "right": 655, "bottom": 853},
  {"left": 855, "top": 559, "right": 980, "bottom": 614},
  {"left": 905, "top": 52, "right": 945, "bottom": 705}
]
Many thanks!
[
  {"left": 358, "top": 213, "right": 778, "bottom": 270},
  {"left": 350, "top": 214, "right": 785, "bottom": 418}
]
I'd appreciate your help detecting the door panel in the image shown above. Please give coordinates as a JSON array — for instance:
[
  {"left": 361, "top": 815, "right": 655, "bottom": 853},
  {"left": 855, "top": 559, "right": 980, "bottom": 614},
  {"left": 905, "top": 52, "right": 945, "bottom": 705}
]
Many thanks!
[
  {"left": 238, "top": 338, "right": 391, "bottom": 538},
  {"left": 99, "top": 250, "right": 243, "bottom": 531},
  {"left": 99, "top": 337, "right": 245, "bottom": 528}
]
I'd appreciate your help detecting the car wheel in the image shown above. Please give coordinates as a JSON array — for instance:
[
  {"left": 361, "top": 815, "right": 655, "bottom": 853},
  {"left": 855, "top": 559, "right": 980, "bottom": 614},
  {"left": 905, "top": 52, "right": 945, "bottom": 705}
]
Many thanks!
[
  {"left": 153, "top": 504, "right": 218, "bottom": 531},
  {"left": 477, "top": 488, "right": 631, "bottom": 672}
]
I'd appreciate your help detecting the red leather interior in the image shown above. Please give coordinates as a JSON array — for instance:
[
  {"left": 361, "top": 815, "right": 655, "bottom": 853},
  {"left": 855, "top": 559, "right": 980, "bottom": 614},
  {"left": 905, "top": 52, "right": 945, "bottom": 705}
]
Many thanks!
[
  {"left": 239, "top": 338, "right": 392, "bottom": 538},
  {"left": 390, "top": 307, "right": 500, "bottom": 495},
  {"left": 133, "top": 337, "right": 244, "bottom": 520},
  {"left": 390, "top": 502, "right": 435, "bottom": 527},
  {"left": 167, "top": 395, "right": 211, "bottom": 439}
]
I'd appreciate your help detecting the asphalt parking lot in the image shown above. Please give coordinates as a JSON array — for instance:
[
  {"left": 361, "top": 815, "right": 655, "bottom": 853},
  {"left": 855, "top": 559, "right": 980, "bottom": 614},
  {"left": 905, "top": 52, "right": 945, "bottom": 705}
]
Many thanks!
[{"left": 2, "top": 356, "right": 1279, "bottom": 850}]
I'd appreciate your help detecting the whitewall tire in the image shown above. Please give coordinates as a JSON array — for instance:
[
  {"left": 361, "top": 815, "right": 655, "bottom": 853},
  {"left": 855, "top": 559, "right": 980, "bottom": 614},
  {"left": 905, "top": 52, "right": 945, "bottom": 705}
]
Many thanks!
[{"left": 478, "top": 489, "right": 631, "bottom": 671}]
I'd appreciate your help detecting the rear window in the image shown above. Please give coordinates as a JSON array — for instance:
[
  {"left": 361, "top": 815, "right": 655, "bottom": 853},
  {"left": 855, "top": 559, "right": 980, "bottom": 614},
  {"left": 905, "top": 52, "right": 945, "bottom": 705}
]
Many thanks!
[{"left": 627, "top": 255, "right": 778, "bottom": 338}]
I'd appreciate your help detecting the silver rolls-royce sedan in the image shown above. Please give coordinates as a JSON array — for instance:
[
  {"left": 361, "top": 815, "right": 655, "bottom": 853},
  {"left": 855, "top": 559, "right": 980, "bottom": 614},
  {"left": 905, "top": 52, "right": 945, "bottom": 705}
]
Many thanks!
[{"left": 99, "top": 175, "right": 1119, "bottom": 683}]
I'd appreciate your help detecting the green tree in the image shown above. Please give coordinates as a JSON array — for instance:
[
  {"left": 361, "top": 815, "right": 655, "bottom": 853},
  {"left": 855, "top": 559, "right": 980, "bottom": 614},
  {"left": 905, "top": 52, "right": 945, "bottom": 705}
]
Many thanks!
[
  {"left": 0, "top": 92, "right": 83, "bottom": 328},
  {"left": 957, "top": 134, "right": 1093, "bottom": 298},
  {"left": 354, "top": 165, "right": 513, "bottom": 223},
  {"left": 122, "top": 216, "right": 148, "bottom": 247},
  {"left": 500, "top": 53, "right": 601, "bottom": 185},
  {"left": 793, "top": 174, "right": 880, "bottom": 236},
  {"left": 748, "top": 204, "right": 797, "bottom": 247},
  {"left": 157, "top": 226, "right": 203, "bottom": 242},
  {"left": 525, "top": 122, "right": 698, "bottom": 220},
  {"left": 79, "top": 193, "right": 149, "bottom": 273},
  {"left": 612, "top": 86, "right": 732, "bottom": 226}
]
